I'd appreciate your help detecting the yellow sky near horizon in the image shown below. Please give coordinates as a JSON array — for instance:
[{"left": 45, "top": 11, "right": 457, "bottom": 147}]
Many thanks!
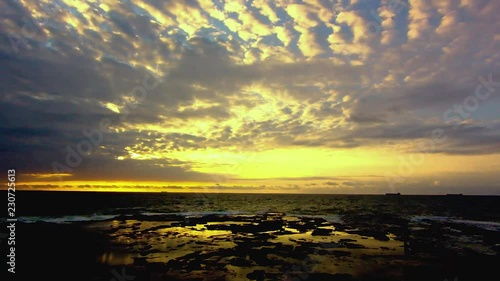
[{"left": 14, "top": 150, "right": 500, "bottom": 194}]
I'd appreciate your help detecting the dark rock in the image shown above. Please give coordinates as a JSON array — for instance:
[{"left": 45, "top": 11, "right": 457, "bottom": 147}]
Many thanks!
[
  {"left": 308, "top": 273, "right": 353, "bottom": 281},
  {"left": 247, "top": 269, "right": 266, "bottom": 281},
  {"left": 318, "top": 249, "right": 329, "bottom": 255},
  {"left": 312, "top": 228, "right": 333, "bottom": 236},
  {"left": 229, "top": 257, "right": 253, "bottom": 266},
  {"left": 348, "top": 230, "right": 390, "bottom": 241},
  {"left": 134, "top": 257, "right": 148, "bottom": 266},
  {"left": 330, "top": 250, "right": 351, "bottom": 257},
  {"left": 342, "top": 242, "right": 366, "bottom": 249},
  {"left": 339, "top": 238, "right": 357, "bottom": 243}
]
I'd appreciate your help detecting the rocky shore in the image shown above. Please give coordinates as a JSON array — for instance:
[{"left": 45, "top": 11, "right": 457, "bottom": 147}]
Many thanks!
[{"left": 10, "top": 212, "right": 500, "bottom": 281}]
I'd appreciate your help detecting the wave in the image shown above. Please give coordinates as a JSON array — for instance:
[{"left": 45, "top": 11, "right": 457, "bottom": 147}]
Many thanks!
[
  {"left": 17, "top": 210, "right": 274, "bottom": 224},
  {"left": 18, "top": 214, "right": 118, "bottom": 224},
  {"left": 411, "top": 216, "right": 500, "bottom": 231}
]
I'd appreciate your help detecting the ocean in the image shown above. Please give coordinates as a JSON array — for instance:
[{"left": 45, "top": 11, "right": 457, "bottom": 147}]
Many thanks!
[{"left": 17, "top": 191, "right": 500, "bottom": 226}]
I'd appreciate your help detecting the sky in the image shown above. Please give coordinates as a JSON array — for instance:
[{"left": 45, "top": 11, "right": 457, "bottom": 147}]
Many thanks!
[{"left": 0, "top": 0, "right": 499, "bottom": 194}]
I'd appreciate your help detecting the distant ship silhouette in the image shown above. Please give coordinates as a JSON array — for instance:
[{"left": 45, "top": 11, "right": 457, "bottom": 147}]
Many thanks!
[{"left": 385, "top": 192, "right": 401, "bottom": 196}]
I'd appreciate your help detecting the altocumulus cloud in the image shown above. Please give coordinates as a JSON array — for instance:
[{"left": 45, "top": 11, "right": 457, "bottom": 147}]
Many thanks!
[{"left": 0, "top": 0, "right": 499, "bottom": 193}]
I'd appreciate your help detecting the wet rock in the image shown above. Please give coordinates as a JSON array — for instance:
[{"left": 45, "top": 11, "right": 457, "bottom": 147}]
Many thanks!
[
  {"left": 349, "top": 230, "right": 390, "bottom": 241},
  {"left": 247, "top": 269, "right": 266, "bottom": 281},
  {"left": 312, "top": 228, "right": 333, "bottom": 236},
  {"left": 264, "top": 212, "right": 286, "bottom": 218},
  {"left": 339, "top": 238, "right": 357, "bottom": 243},
  {"left": 330, "top": 250, "right": 351, "bottom": 257},
  {"left": 308, "top": 273, "right": 353, "bottom": 281},
  {"left": 317, "top": 249, "right": 329, "bottom": 255},
  {"left": 134, "top": 257, "right": 148, "bottom": 266},
  {"left": 317, "top": 242, "right": 341, "bottom": 249},
  {"left": 229, "top": 257, "right": 253, "bottom": 266},
  {"left": 287, "top": 221, "right": 317, "bottom": 232},
  {"left": 147, "top": 262, "right": 168, "bottom": 271},
  {"left": 146, "top": 224, "right": 173, "bottom": 232},
  {"left": 342, "top": 242, "right": 366, "bottom": 249}
]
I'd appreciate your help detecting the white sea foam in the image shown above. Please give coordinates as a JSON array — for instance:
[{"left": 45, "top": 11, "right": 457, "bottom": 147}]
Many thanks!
[
  {"left": 411, "top": 216, "right": 500, "bottom": 231},
  {"left": 288, "top": 213, "right": 343, "bottom": 223},
  {"left": 18, "top": 214, "right": 117, "bottom": 224}
]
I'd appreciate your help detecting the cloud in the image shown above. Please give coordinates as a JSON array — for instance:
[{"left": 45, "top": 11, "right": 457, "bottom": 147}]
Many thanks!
[{"left": 0, "top": 0, "right": 499, "bottom": 193}]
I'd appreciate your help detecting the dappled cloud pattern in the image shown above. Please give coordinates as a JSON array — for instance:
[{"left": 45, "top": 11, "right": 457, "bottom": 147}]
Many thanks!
[{"left": 1, "top": 0, "right": 499, "bottom": 193}]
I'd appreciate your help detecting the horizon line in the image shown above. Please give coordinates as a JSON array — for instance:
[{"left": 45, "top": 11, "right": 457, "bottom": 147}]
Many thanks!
[{"left": 5, "top": 189, "right": 500, "bottom": 196}]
